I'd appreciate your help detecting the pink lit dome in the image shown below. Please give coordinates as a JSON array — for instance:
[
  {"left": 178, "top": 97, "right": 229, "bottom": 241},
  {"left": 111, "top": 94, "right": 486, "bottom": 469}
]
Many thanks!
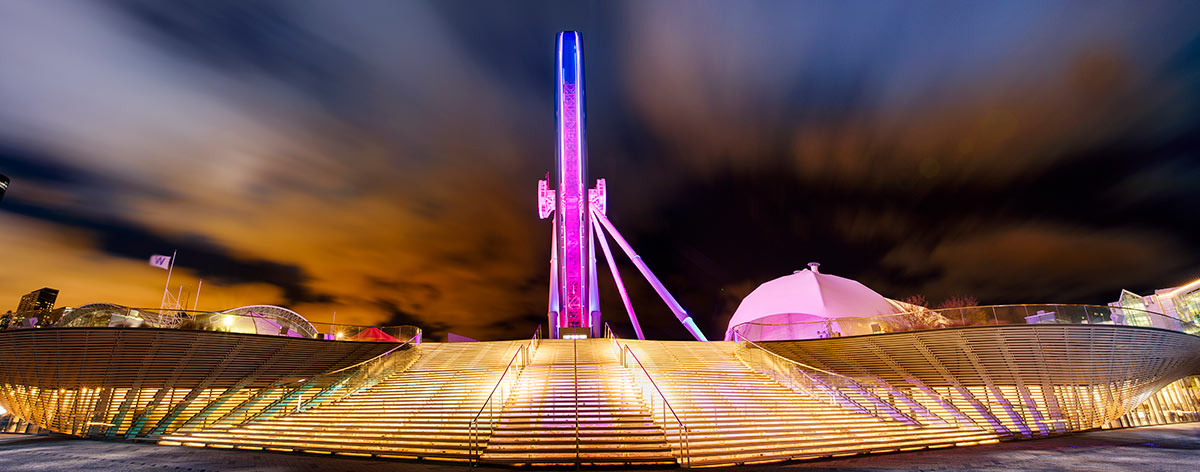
[{"left": 724, "top": 263, "right": 904, "bottom": 341}]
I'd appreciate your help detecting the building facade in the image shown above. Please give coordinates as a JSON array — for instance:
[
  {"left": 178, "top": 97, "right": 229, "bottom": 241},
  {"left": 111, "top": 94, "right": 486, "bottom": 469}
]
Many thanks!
[
  {"left": 14, "top": 287, "right": 59, "bottom": 327},
  {"left": 1111, "top": 278, "right": 1200, "bottom": 334}
]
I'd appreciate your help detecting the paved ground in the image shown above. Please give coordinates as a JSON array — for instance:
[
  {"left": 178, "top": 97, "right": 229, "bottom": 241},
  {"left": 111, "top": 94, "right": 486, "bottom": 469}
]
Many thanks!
[{"left": 0, "top": 423, "right": 1197, "bottom": 471}]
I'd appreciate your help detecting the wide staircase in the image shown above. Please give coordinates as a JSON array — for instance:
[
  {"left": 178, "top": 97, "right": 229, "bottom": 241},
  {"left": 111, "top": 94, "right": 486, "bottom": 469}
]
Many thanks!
[
  {"left": 159, "top": 338, "right": 1002, "bottom": 467},
  {"left": 624, "top": 340, "right": 1000, "bottom": 467},
  {"left": 161, "top": 341, "right": 524, "bottom": 461},
  {"left": 480, "top": 339, "right": 675, "bottom": 466}
]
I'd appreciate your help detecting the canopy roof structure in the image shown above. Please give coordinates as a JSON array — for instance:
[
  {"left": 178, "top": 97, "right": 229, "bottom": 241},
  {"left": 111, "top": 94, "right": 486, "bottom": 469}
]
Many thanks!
[
  {"left": 220, "top": 305, "right": 319, "bottom": 339},
  {"left": 725, "top": 263, "right": 902, "bottom": 340}
]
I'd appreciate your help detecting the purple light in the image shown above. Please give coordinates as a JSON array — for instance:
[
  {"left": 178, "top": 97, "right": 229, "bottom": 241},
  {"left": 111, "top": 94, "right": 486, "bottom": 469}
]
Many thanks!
[
  {"left": 540, "top": 32, "right": 705, "bottom": 341},
  {"left": 552, "top": 31, "right": 593, "bottom": 337}
]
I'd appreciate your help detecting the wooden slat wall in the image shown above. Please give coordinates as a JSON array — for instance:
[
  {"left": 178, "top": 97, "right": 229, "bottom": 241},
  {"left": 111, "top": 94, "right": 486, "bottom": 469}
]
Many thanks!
[
  {"left": 1108, "top": 376, "right": 1200, "bottom": 428},
  {"left": 759, "top": 325, "right": 1200, "bottom": 438},
  {"left": 0, "top": 328, "right": 398, "bottom": 437}
]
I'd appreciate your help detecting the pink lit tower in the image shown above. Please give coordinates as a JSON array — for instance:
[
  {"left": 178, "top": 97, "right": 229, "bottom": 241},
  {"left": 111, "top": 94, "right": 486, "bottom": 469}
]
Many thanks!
[{"left": 538, "top": 32, "right": 708, "bottom": 341}]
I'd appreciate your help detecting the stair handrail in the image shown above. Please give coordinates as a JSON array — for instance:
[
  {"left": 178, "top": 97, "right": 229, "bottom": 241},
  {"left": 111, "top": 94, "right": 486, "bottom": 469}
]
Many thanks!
[
  {"left": 468, "top": 327, "right": 539, "bottom": 466},
  {"left": 607, "top": 327, "right": 690, "bottom": 467},
  {"left": 240, "top": 329, "right": 424, "bottom": 423},
  {"left": 733, "top": 332, "right": 964, "bottom": 427},
  {"left": 150, "top": 328, "right": 422, "bottom": 437},
  {"left": 529, "top": 324, "right": 541, "bottom": 364},
  {"left": 620, "top": 345, "right": 691, "bottom": 467}
]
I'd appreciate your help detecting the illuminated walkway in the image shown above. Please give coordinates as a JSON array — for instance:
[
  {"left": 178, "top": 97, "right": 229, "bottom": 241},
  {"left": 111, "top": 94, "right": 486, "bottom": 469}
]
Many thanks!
[{"left": 3, "top": 422, "right": 1200, "bottom": 471}]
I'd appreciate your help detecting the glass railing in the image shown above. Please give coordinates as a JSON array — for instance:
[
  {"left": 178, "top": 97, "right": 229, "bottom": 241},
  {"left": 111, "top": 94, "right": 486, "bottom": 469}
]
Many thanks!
[
  {"left": 0, "top": 304, "right": 420, "bottom": 343},
  {"left": 729, "top": 304, "right": 1200, "bottom": 342},
  {"left": 166, "top": 327, "right": 422, "bottom": 436}
]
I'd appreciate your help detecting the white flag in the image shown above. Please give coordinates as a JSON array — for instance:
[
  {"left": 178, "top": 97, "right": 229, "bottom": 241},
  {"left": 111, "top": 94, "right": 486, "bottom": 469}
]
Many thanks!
[{"left": 149, "top": 254, "right": 172, "bottom": 270}]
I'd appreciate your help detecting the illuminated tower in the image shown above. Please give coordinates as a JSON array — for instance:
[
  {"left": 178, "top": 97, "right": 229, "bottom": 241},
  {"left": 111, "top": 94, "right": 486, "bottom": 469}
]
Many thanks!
[
  {"left": 539, "top": 32, "right": 707, "bottom": 341},
  {"left": 538, "top": 32, "right": 598, "bottom": 339}
]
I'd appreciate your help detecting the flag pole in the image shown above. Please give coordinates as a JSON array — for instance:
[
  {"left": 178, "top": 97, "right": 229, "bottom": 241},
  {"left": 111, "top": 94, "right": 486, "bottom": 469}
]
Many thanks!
[
  {"left": 193, "top": 280, "right": 202, "bottom": 312},
  {"left": 158, "top": 250, "right": 176, "bottom": 314}
]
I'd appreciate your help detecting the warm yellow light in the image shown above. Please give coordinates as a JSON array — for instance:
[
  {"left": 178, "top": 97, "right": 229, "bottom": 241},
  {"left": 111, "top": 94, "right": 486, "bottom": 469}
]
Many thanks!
[
  {"left": 336, "top": 332, "right": 343, "bottom": 339},
  {"left": 1164, "top": 277, "right": 1200, "bottom": 297},
  {"left": 224, "top": 316, "right": 234, "bottom": 327}
]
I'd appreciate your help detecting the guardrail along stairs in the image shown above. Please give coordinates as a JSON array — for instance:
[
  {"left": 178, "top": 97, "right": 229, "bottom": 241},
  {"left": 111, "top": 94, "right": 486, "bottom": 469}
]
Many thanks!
[
  {"left": 624, "top": 340, "right": 998, "bottom": 466},
  {"left": 143, "top": 325, "right": 1199, "bottom": 468},
  {"left": 162, "top": 341, "right": 523, "bottom": 460},
  {"left": 480, "top": 339, "right": 674, "bottom": 466}
]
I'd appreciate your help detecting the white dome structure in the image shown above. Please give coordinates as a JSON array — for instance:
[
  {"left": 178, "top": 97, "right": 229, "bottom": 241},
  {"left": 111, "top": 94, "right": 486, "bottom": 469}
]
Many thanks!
[{"left": 724, "top": 263, "right": 904, "bottom": 341}]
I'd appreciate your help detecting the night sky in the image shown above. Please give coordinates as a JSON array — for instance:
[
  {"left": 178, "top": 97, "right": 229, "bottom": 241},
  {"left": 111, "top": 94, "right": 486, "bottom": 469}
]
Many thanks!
[{"left": 1, "top": 1, "right": 1199, "bottom": 341}]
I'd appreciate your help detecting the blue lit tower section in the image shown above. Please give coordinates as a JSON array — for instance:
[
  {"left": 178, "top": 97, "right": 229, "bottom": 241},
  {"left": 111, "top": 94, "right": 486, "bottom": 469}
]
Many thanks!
[
  {"left": 553, "top": 31, "right": 598, "bottom": 338},
  {"left": 538, "top": 31, "right": 703, "bottom": 340}
]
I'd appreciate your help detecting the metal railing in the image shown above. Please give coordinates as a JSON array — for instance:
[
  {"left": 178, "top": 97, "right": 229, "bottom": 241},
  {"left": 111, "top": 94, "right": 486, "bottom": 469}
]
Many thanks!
[
  {"left": 2, "top": 304, "right": 421, "bottom": 343},
  {"left": 468, "top": 326, "right": 540, "bottom": 466},
  {"left": 242, "top": 329, "right": 424, "bottom": 423},
  {"left": 729, "top": 304, "right": 1200, "bottom": 342},
  {"left": 605, "top": 325, "right": 691, "bottom": 467},
  {"left": 91, "top": 327, "right": 422, "bottom": 439}
]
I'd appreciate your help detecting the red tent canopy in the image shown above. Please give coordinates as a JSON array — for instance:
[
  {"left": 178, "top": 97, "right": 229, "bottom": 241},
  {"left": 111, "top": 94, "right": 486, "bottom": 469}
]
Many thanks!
[{"left": 347, "top": 327, "right": 400, "bottom": 342}]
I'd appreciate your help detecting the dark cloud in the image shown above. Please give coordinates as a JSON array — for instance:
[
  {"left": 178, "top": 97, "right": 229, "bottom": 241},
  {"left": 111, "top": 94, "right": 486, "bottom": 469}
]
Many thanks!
[
  {"left": 376, "top": 299, "right": 450, "bottom": 341},
  {"left": 878, "top": 225, "right": 1193, "bottom": 303},
  {"left": 1, "top": 1, "right": 1199, "bottom": 339},
  {"left": 112, "top": 0, "right": 367, "bottom": 115},
  {"left": 1, "top": 195, "right": 332, "bottom": 306}
]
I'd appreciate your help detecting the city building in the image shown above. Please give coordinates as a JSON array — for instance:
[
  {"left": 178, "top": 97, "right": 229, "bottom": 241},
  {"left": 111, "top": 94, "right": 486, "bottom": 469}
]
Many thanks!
[
  {"left": 15, "top": 287, "right": 59, "bottom": 327},
  {"left": 16, "top": 287, "right": 58, "bottom": 314},
  {"left": 0, "top": 172, "right": 8, "bottom": 203},
  {"left": 1110, "top": 277, "right": 1200, "bottom": 334}
]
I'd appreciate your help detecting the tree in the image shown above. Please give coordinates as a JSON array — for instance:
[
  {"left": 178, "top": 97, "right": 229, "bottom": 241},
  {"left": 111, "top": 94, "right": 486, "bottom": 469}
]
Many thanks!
[
  {"left": 901, "top": 294, "right": 928, "bottom": 308},
  {"left": 936, "top": 295, "right": 988, "bottom": 327},
  {"left": 936, "top": 295, "right": 979, "bottom": 309},
  {"left": 886, "top": 294, "right": 950, "bottom": 332}
]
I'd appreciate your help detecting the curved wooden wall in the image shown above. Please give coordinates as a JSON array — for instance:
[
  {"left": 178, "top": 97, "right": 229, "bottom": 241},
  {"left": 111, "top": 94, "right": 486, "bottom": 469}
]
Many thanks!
[
  {"left": 758, "top": 325, "right": 1200, "bottom": 437},
  {"left": 0, "top": 328, "right": 398, "bottom": 437}
]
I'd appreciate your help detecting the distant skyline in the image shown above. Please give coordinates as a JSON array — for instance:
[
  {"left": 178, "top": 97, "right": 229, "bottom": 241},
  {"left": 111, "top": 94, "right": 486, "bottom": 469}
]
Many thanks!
[{"left": 1, "top": 1, "right": 1199, "bottom": 340}]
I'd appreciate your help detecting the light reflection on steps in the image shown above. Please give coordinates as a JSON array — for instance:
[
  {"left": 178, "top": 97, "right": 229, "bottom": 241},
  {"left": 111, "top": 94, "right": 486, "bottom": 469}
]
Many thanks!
[{"left": 162, "top": 339, "right": 1006, "bottom": 467}]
